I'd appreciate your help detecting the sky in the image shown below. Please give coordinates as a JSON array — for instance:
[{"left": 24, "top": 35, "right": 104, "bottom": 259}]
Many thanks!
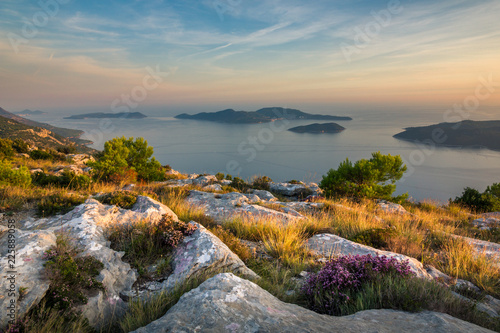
[{"left": 0, "top": 0, "right": 499, "bottom": 113}]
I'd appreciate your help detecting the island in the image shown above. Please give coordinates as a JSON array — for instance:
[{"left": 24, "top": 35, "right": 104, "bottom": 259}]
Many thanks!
[
  {"left": 288, "top": 123, "right": 345, "bottom": 134},
  {"left": 175, "top": 107, "right": 352, "bottom": 124},
  {"left": 15, "top": 109, "right": 47, "bottom": 116},
  {"left": 64, "top": 112, "right": 147, "bottom": 119},
  {"left": 393, "top": 120, "right": 500, "bottom": 151}
]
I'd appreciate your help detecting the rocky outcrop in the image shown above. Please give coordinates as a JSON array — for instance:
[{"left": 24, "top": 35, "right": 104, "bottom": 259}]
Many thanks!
[
  {"left": 269, "top": 182, "right": 322, "bottom": 197},
  {"left": 131, "top": 273, "right": 493, "bottom": 333},
  {"left": 307, "top": 233, "right": 432, "bottom": 279},
  {"left": 0, "top": 230, "right": 57, "bottom": 328},
  {"left": 185, "top": 190, "right": 304, "bottom": 222},
  {"left": 377, "top": 200, "right": 410, "bottom": 215},
  {"left": 148, "top": 222, "right": 257, "bottom": 292},
  {"left": 473, "top": 213, "right": 500, "bottom": 230}
]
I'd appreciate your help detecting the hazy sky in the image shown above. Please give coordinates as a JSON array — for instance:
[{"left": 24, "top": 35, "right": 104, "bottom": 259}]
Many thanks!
[{"left": 1, "top": 0, "right": 499, "bottom": 112}]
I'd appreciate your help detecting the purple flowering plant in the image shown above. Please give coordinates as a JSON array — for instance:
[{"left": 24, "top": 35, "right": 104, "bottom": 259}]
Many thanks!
[{"left": 301, "top": 254, "right": 414, "bottom": 315}]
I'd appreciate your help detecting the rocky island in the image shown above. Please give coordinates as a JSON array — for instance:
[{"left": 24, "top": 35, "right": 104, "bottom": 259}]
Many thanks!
[
  {"left": 175, "top": 107, "right": 352, "bottom": 124},
  {"left": 64, "top": 112, "right": 147, "bottom": 119},
  {"left": 288, "top": 122, "right": 345, "bottom": 134},
  {"left": 394, "top": 120, "right": 500, "bottom": 151}
]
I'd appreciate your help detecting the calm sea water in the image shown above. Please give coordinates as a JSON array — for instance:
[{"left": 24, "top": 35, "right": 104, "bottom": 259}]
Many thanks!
[{"left": 31, "top": 106, "right": 500, "bottom": 202}]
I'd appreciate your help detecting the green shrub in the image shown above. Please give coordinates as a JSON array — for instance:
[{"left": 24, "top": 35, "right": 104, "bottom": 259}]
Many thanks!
[
  {"left": 12, "top": 139, "right": 29, "bottom": 154},
  {"left": 32, "top": 170, "right": 92, "bottom": 190},
  {"left": 57, "top": 145, "right": 77, "bottom": 154},
  {"left": 97, "top": 191, "right": 138, "bottom": 209},
  {"left": 320, "top": 152, "right": 408, "bottom": 201},
  {"left": 252, "top": 176, "right": 272, "bottom": 191},
  {"left": 88, "top": 136, "right": 165, "bottom": 182},
  {"left": 0, "top": 138, "right": 14, "bottom": 158},
  {"left": 230, "top": 177, "right": 248, "bottom": 192},
  {"left": 30, "top": 149, "right": 54, "bottom": 160},
  {"left": 37, "top": 193, "right": 86, "bottom": 217},
  {"left": 453, "top": 187, "right": 500, "bottom": 213},
  {"left": 0, "top": 160, "right": 31, "bottom": 187},
  {"left": 215, "top": 172, "right": 225, "bottom": 181}
]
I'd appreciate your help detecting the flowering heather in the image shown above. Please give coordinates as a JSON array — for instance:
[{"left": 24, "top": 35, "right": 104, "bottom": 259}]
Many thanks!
[{"left": 301, "top": 254, "right": 414, "bottom": 315}]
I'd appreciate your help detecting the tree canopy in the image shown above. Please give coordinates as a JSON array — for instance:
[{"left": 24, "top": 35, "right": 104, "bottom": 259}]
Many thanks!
[{"left": 319, "top": 152, "right": 407, "bottom": 201}]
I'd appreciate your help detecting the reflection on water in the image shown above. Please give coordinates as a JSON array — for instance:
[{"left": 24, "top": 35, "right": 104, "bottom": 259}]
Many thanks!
[{"left": 30, "top": 107, "right": 500, "bottom": 202}]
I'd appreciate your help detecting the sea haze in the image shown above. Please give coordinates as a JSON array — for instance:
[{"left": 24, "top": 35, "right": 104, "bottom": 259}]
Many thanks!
[{"left": 31, "top": 105, "right": 500, "bottom": 202}]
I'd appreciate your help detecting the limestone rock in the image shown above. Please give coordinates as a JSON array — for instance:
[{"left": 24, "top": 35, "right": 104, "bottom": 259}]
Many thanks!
[
  {"left": 131, "top": 195, "right": 179, "bottom": 223},
  {"left": 249, "top": 189, "right": 278, "bottom": 202},
  {"left": 269, "top": 182, "right": 319, "bottom": 197},
  {"left": 67, "top": 154, "right": 94, "bottom": 165},
  {"left": 473, "top": 213, "right": 500, "bottom": 230},
  {"left": 131, "top": 273, "right": 492, "bottom": 333},
  {"left": 186, "top": 190, "right": 304, "bottom": 222},
  {"left": 377, "top": 200, "right": 409, "bottom": 215},
  {"left": 160, "top": 222, "right": 258, "bottom": 290},
  {"left": 0, "top": 230, "right": 57, "bottom": 328},
  {"left": 202, "top": 184, "right": 223, "bottom": 192},
  {"left": 193, "top": 175, "right": 218, "bottom": 187},
  {"left": 307, "top": 233, "right": 432, "bottom": 279}
]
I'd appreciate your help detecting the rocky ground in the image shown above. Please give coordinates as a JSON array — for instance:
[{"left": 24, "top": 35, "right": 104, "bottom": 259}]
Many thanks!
[{"left": 1, "top": 165, "right": 500, "bottom": 332}]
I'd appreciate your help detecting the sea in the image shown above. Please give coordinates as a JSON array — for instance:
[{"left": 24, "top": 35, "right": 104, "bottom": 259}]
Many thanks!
[{"left": 28, "top": 105, "right": 500, "bottom": 203}]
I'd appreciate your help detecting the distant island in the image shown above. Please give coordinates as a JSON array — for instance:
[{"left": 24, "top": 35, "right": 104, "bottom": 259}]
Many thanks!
[
  {"left": 65, "top": 112, "right": 147, "bottom": 119},
  {"left": 175, "top": 107, "right": 352, "bottom": 124},
  {"left": 288, "top": 123, "right": 345, "bottom": 134},
  {"left": 394, "top": 120, "right": 500, "bottom": 151},
  {"left": 15, "top": 109, "right": 47, "bottom": 116}
]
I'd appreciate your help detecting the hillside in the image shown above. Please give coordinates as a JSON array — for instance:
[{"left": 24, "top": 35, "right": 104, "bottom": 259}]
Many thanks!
[
  {"left": 0, "top": 106, "right": 91, "bottom": 145},
  {"left": 0, "top": 115, "right": 95, "bottom": 153},
  {"left": 288, "top": 122, "right": 345, "bottom": 133},
  {"left": 175, "top": 107, "right": 352, "bottom": 124},
  {"left": 64, "top": 112, "right": 147, "bottom": 119},
  {"left": 14, "top": 109, "right": 47, "bottom": 116},
  {"left": 394, "top": 120, "right": 500, "bottom": 151}
]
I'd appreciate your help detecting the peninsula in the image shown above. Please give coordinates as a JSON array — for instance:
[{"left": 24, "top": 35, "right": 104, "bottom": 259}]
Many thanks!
[
  {"left": 394, "top": 120, "right": 500, "bottom": 151},
  {"left": 175, "top": 107, "right": 352, "bottom": 124}
]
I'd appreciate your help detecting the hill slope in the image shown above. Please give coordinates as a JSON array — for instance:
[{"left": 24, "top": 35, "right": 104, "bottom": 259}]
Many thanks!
[
  {"left": 0, "top": 115, "right": 95, "bottom": 153},
  {"left": 394, "top": 120, "right": 500, "bottom": 151},
  {"left": 288, "top": 122, "right": 345, "bottom": 133},
  {"left": 0, "top": 106, "right": 91, "bottom": 144}
]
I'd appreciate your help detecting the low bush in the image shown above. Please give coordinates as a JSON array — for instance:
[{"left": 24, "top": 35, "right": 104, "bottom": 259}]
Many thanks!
[
  {"left": 12, "top": 139, "right": 30, "bottom": 154},
  {"left": 32, "top": 170, "right": 92, "bottom": 190},
  {"left": 0, "top": 138, "right": 14, "bottom": 158},
  {"left": 107, "top": 215, "right": 197, "bottom": 279},
  {"left": 0, "top": 160, "right": 31, "bottom": 187},
  {"left": 43, "top": 235, "right": 105, "bottom": 313},
  {"left": 96, "top": 191, "right": 138, "bottom": 209},
  {"left": 453, "top": 186, "right": 500, "bottom": 213},
  {"left": 230, "top": 177, "right": 248, "bottom": 192},
  {"left": 252, "top": 176, "right": 272, "bottom": 191},
  {"left": 37, "top": 193, "right": 86, "bottom": 217}
]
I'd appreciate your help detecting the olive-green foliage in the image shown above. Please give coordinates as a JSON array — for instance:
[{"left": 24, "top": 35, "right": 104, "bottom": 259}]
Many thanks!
[
  {"left": 12, "top": 138, "right": 29, "bottom": 153},
  {"left": 350, "top": 228, "right": 397, "bottom": 249},
  {"left": 43, "top": 235, "right": 104, "bottom": 312},
  {"left": 89, "top": 136, "right": 165, "bottom": 182},
  {"left": 0, "top": 159, "right": 31, "bottom": 187},
  {"left": 29, "top": 149, "right": 65, "bottom": 161},
  {"left": 230, "top": 177, "right": 249, "bottom": 191},
  {"left": 252, "top": 176, "right": 272, "bottom": 191},
  {"left": 32, "top": 170, "right": 91, "bottom": 190},
  {"left": 320, "top": 152, "right": 408, "bottom": 201},
  {"left": 37, "top": 193, "right": 86, "bottom": 217},
  {"left": 453, "top": 186, "right": 500, "bottom": 213},
  {"left": 0, "top": 138, "right": 14, "bottom": 158},
  {"left": 97, "top": 191, "right": 138, "bottom": 209}
]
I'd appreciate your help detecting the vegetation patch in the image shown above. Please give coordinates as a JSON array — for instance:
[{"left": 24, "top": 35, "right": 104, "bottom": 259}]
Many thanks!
[
  {"left": 97, "top": 191, "right": 138, "bottom": 209},
  {"left": 107, "top": 215, "right": 197, "bottom": 281},
  {"left": 32, "top": 170, "right": 92, "bottom": 190},
  {"left": 350, "top": 228, "right": 398, "bottom": 249},
  {"left": 37, "top": 192, "right": 86, "bottom": 217}
]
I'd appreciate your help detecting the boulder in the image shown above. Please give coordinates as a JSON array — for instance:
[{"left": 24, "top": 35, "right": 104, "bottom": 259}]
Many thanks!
[
  {"left": 131, "top": 273, "right": 492, "bottom": 333},
  {"left": 307, "top": 233, "right": 432, "bottom": 279},
  {"left": 202, "top": 184, "right": 223, "bottom": 192},
  {"left": 249, "top": 189, "right": 278, "bottom": 202},
  {"left": 0, "top": 230, "right": 57, "bottom": 328},
  {"left": 186, "top": 190, "right": 304, "bottom": 223},
  {"left": 159, "top": 222, "right": 257, "bottom": 290},
  {"left": 473, "top": 214, "right": 499, "bottom": 230},
  {"left": 53, "top": 165, "right": 85, "bottom": 176},
  {"left": 67, "top": 154, "right": 94, "bottom": 165},
  {"left": 29, "top": 168, "right": 44, "bottom": 174},
  {"left": 269, "top": 182, "right": 319, "bottom": 197},
  {"left": 377, "top": 200, "right": 409, "bottom": 215},
  {"left": 193, "top": 175, "right": 218, "bottom": 187}
]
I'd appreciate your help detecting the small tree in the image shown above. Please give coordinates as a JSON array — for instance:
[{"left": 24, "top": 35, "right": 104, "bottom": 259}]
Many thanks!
[
  {"left": 89, "top": 137, "right": 165, "bottom": 182},
  {"left": 320, "top": 152, "right": 407, "bottom": 201},
  {"left": 453, "top": 185, "right": 500, "bottom": 213}
]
